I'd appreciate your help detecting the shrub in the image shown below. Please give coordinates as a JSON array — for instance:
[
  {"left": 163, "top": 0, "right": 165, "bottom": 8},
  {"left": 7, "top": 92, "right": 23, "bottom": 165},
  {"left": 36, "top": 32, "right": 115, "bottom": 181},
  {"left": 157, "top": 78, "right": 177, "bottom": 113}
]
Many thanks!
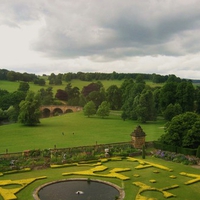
[{"left": 152, "top": 150, "right": 198, "bottom": 165}]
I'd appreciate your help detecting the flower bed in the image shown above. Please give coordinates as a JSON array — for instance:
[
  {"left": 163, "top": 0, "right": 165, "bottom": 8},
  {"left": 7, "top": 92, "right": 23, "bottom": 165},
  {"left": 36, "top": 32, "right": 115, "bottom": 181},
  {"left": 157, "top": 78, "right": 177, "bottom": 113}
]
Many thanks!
[
  {"left": 0, "top": 156, "right": 200, "bottom": 200},
  {"left": 0, "top": 176, "right": 46, "bottom": 200},
  {"left": 127, "top": 157, "right": 173, "bottom": 171},
  {"left": 133, "top": 181, "right": 179, "bottom": 199},
  {"left": 152, "top": 150, "right": 199, "bottom": 165},
  {"left": 180, "top": 172, "right": 200, "bottom": 185},
  {"left": 62, "top": 165, "right": 130, "bottom": 180}
]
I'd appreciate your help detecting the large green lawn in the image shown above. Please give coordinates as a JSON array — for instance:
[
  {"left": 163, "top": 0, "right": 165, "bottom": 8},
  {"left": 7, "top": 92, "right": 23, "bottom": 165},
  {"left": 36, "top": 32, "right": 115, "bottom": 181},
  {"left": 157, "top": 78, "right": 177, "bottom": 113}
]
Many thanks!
[
  {"left": 0, "top": 111, "right": 165, "bottom": 154},
  {"left": 0, "top": 156, "right": 199, "bottom": 200}
]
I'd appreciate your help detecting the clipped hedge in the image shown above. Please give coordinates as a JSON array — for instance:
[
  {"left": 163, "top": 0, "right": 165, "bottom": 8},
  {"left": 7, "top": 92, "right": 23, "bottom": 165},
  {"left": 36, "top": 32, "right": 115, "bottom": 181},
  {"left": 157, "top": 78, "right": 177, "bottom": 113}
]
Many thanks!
[
  {"left": 196, "top": 145, "right": 200, "bottom": 158},
  {"left": 154, "top": 142, "right": 177, "bottom": 152},
  {"left": 153, "top": 142, "right": 197, "bottom": 156},
  {"left": 177, "top": 147, "right": 197, "bottom": 156}
]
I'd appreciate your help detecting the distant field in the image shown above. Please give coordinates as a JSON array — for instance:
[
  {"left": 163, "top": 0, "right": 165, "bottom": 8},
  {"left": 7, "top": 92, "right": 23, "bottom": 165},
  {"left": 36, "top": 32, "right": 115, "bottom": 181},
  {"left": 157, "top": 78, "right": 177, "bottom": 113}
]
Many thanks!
[
  {"left": 145, "top": 80, "right": 164, "bottom": 88},
  {"left": 0, "top": 79, "right": 164, "bottom": 95},
  {"left": 0, "top": 79, "right": 124, "bottom": 94},
  {"left": 0, "top": 80, "right": 20, "bottom": 92},
  {"left": 0, "top": 111, "right": 166, "bottom": 153}
]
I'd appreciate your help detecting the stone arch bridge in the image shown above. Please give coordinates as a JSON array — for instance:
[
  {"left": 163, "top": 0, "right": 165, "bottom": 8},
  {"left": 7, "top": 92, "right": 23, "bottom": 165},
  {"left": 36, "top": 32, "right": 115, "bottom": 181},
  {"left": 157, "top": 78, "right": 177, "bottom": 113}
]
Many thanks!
[{"left": 40, "top": 105, "right": 82, "bottom": 117}]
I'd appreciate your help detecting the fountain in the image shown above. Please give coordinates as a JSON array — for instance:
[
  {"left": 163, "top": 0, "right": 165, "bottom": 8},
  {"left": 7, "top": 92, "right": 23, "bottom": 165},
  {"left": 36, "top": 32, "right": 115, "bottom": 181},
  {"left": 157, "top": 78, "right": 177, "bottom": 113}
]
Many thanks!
[{"left": 33, "top": 178, "right": 125, "bottom": 200}]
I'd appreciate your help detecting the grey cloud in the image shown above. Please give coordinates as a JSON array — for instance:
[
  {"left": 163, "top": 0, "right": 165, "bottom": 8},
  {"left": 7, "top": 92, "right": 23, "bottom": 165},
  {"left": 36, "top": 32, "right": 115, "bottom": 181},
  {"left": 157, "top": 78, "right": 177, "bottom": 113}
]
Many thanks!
[
  {"left": 0, "top": 1, "right": 44, "bottom": 26},
  {"left": 2, "top": 0, "right": 200, "bottom": 62},
  {"left": 33, "top": 0, "right": 200, "bottom": 60}
]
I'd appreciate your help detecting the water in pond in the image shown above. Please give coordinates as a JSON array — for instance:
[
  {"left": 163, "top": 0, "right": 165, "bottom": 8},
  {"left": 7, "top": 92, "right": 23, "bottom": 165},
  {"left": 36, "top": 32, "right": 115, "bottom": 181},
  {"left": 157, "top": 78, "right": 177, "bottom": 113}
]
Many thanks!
[{"left": 38, "top": 180, "right": 119, "bottom": 200}]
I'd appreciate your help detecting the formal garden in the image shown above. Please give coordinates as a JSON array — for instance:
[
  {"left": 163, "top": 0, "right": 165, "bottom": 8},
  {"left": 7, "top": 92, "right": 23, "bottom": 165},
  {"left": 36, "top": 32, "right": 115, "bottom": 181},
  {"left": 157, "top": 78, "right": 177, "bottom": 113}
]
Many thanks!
[{"left": 0, "top": 153, "right": 200, "bottom": 200}]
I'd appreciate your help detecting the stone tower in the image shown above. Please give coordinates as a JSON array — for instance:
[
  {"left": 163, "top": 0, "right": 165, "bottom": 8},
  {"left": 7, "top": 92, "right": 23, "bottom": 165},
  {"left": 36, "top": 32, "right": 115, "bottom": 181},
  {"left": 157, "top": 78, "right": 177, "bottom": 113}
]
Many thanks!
[{"left": 130, "top": 125, "right": 146, "bottom": 148}]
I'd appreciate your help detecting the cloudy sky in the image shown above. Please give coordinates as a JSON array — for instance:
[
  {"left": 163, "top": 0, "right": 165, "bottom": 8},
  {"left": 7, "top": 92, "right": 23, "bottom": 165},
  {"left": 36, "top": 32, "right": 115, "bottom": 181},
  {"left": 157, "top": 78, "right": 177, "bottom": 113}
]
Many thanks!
[{"left": 0, "top": 0, "right": 200, "bottom": 79}]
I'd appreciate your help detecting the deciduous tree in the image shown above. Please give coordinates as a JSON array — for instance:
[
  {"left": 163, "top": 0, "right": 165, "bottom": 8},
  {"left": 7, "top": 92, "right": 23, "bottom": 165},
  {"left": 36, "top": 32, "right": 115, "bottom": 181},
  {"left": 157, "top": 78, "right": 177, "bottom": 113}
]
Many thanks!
[
  {"left": 83, "top": 101, "right": 96, "bottom": 117},
  {"left": 106, "top": 85, "right": 122, "bottom": 110},
  {"left": 18, "top": 91, "right": 41, "bottom": 126},
  {"left": 159, "top": 112, "right": 200, "bottom": 148},
  {"left": 18, "top": 81, "right": 30, "bottom": 92},
  {"left": 97, "top": 101, "right": 110, "bottom": 118}
]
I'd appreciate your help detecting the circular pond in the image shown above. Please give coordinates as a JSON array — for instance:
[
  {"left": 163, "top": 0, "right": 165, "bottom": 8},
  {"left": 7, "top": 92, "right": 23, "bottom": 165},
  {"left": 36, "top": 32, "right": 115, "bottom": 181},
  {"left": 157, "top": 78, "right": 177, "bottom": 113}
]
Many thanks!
[{"left": 33, "top": 178, "right": 124, "bottom": 200}]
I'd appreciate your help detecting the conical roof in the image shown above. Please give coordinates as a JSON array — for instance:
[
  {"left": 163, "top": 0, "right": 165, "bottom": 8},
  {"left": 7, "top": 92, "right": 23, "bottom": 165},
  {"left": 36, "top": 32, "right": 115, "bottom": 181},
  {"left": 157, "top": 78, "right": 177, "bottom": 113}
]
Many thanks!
[{"left": 130, "top": 125, "right": 146, "bottom": 137}]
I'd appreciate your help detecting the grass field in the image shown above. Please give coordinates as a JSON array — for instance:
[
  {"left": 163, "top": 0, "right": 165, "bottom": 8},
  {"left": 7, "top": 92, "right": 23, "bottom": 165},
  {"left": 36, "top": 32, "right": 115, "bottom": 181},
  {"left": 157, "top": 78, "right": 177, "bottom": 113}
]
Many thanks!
[
  {"left": 0, "top": 111, "right": 166, "bottom": 154},
  {"left": 0, "top": 79, "right": 163, "bottom": 95},
  {"left": 0, "top": 79, "right": 124, "bottom": 94},
  {"left": 0, "top": 156, "right": 199, "bottom": 200}
]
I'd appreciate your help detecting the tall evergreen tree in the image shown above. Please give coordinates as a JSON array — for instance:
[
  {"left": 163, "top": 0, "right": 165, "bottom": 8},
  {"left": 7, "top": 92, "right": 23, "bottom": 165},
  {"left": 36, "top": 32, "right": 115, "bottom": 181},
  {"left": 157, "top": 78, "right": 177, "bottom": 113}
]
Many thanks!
[
  {"left": 106, "top": 85, "right": 122, "bottom": 110},
  {"left": 176, "top": 81, "right": 195, "bottom": 112}
]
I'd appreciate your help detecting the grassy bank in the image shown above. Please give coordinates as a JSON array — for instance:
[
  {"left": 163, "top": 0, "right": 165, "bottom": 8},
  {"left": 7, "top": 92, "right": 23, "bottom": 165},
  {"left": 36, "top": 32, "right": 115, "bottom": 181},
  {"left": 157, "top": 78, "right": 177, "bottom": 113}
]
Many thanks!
[{"left": 0, "top": 111, "right": 165, "bottom": 154}]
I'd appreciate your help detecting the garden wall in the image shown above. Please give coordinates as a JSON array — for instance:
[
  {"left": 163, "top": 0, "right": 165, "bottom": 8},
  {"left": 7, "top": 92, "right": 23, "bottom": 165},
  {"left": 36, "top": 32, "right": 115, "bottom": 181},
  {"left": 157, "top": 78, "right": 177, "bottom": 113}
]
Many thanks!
[{"left": 0, "top": 141, "right": 149, "bottom": 172}]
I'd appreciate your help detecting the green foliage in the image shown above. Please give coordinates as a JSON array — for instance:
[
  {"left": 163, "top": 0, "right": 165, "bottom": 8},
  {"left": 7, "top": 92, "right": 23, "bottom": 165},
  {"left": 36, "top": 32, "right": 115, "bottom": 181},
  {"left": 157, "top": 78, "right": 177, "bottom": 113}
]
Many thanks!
[
  {"left": 121, "top": 79, "right": 146, "bottom": 120},
  {"left": 33, "top": 78, "right": 45, "bottom": 86},
  {"left": 136, "top": 89, "right": 156, "bottom": 123},
  {"left": 83, "top": 101, "right": 96, "bottom": 117},
  {"left": 18, "top": 91, "right": 41, "bottom": 126},
  {"left": 121, "top": 79, "right": 156, "bottom": 123},
  {"left": 97, "top": 101, "right": 110, "bottom": 118},
  {"left": 18, "top": 81, "right": 30, "bottom": 92},
  {"left": 87, "top": 89, "right": 106, "bottom": 108},
  {"left": 6, "top": 106, "right": 18, "bottom": 122},
  {"left": 195, "top": 86, "right": 200, "bottom": 114},
  {"left": 106, "top": 85, "right": 122, "bottom": 110},
  {"left": 159, "top": 82, "right": 178, "bottom": 112},
  {"left": 48, "top": 73, "right": 62, "bottom": 85},
  {"left": 159, "top": 112, "right": 200, "bottom": 148},
  {"left": 0, "top": 90, "right": 26, "bottom": 110},
  {"left": 163, "top": 103, "right": 182, "bottom": 121},
  {"left": 154, "top": 142, "right": 197, "bottom": 156},
  {"left": 39, "top": 87, "right": 54, "bottom": 105},
  {"left": 176, "top": 81, "right": 195, "bottom": 112},
  {"left": 65, "top": 83, "right": 80, "bottom": 105},
  {"left": 0, "top": 108, "right": 6, "bottom": 120}
]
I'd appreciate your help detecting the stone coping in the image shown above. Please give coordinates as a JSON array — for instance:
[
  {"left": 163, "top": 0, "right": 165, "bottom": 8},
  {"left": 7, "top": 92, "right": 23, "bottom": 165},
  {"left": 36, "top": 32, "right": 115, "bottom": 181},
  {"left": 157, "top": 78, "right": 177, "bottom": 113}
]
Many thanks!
[{"left": 33, "top": 178, "right": 125, "bottom": 200}]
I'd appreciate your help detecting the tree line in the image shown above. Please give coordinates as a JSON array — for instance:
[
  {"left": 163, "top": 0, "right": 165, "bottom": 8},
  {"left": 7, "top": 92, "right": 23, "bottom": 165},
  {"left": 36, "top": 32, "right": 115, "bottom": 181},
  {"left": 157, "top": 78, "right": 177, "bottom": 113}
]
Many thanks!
[{"left": 0, "top": 68, "right": 184, "bottom": 84}]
